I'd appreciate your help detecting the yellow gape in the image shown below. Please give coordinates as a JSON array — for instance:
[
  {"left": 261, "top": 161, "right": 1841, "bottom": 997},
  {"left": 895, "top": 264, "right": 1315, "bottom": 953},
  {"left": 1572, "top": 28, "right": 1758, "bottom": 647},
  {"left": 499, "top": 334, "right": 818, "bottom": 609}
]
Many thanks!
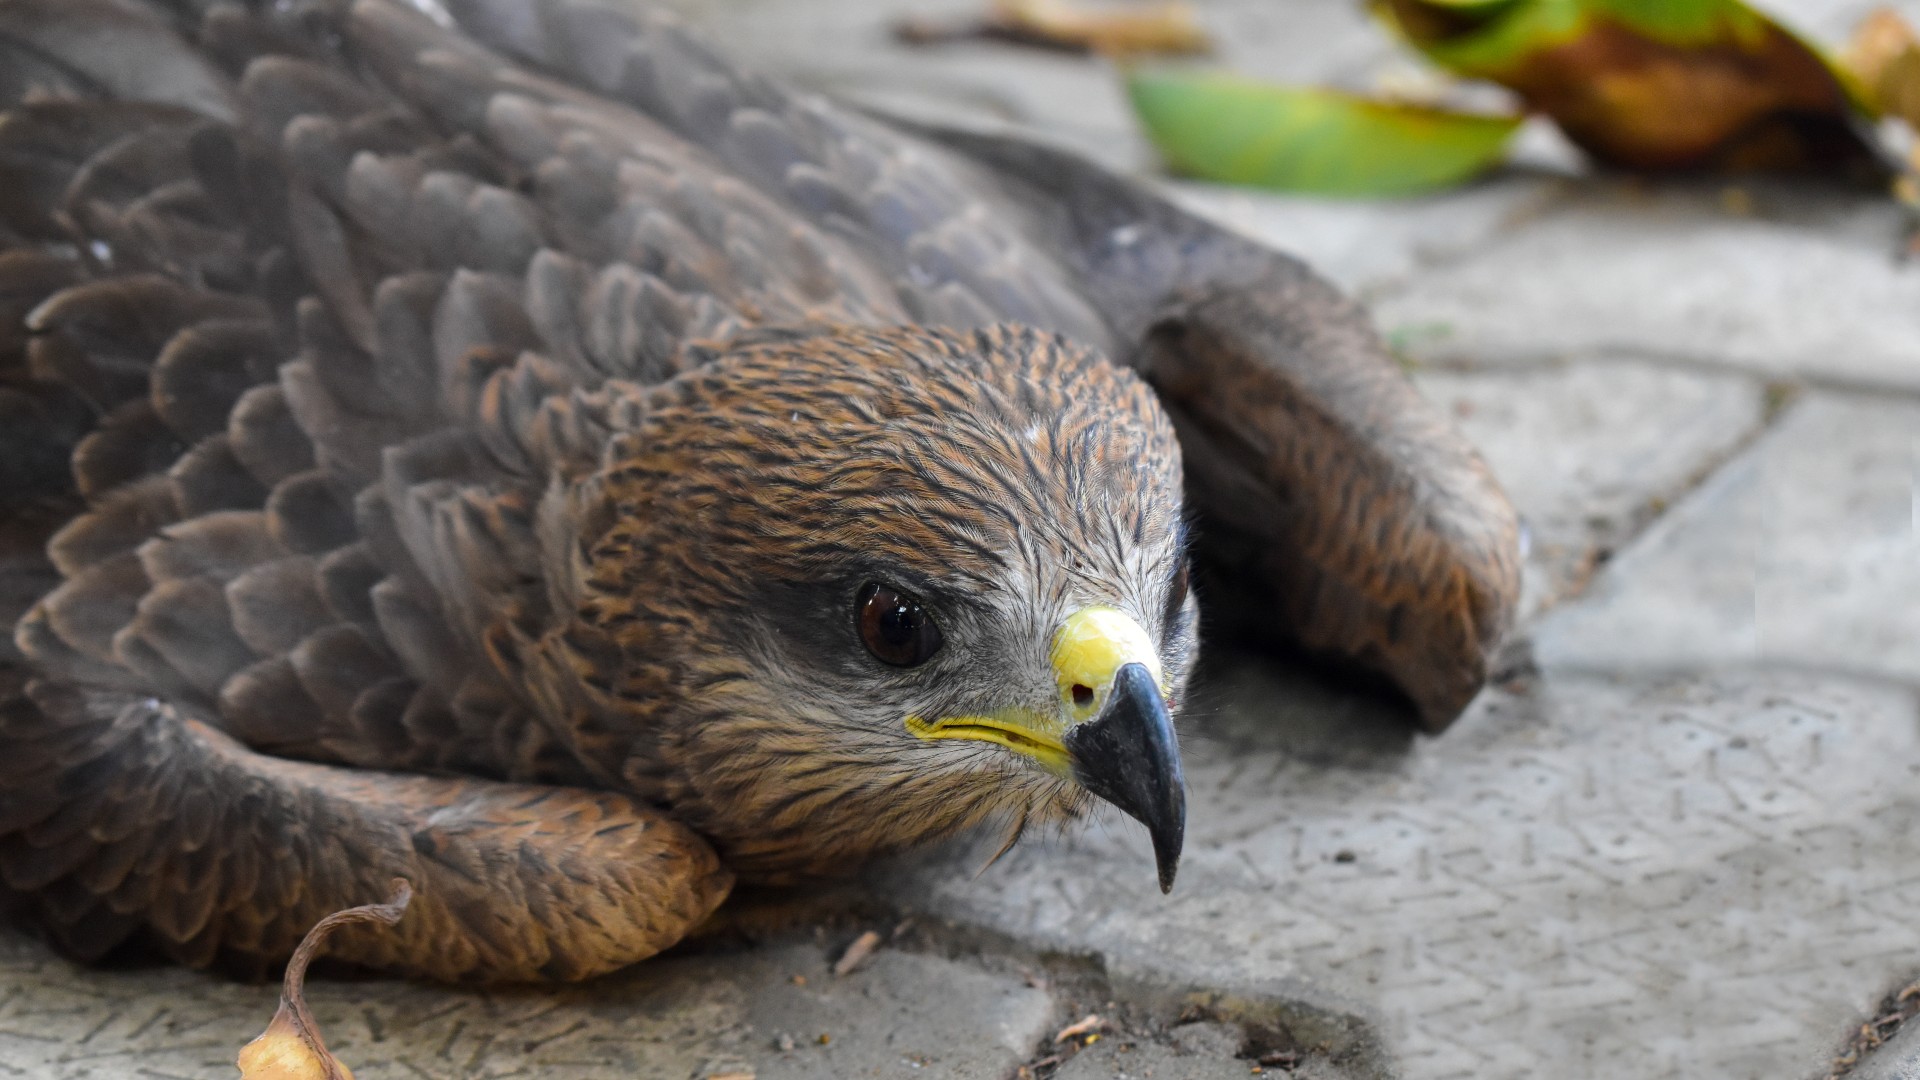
[{"left": 902, "top": 605, "right": 1162, "bottom": 775}]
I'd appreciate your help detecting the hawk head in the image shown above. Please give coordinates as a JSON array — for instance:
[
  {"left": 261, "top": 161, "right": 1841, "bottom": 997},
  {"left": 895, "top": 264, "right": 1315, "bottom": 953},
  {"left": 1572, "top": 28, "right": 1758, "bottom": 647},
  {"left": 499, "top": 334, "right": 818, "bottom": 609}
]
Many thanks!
[{"left": 552, "top": 325, "right": 1193, "bottom": 890}]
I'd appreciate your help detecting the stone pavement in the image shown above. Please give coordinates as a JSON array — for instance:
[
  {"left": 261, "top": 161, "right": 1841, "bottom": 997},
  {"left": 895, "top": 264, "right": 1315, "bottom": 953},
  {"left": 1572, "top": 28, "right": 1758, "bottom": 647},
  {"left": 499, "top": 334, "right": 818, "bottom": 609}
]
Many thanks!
[{"left": 4, "top": 0, "right": 1920, "bottom": 1078}]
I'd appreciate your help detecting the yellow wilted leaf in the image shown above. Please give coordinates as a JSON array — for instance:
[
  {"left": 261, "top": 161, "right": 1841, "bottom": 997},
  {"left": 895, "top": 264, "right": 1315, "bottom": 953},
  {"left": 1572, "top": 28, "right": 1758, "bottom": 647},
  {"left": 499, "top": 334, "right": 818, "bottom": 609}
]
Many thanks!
[
  {"left": 896, "top": 0, "right": 1209, "bottom": 57},
  {"left": 1844, "top": 8, "right": 1920, "bottom": 126},
  {"left": 994, "top": 0, "right": 1209, "bottom": 56},
  {"left": 236, "top": 881, "right": 412, "bottom": 1080}
]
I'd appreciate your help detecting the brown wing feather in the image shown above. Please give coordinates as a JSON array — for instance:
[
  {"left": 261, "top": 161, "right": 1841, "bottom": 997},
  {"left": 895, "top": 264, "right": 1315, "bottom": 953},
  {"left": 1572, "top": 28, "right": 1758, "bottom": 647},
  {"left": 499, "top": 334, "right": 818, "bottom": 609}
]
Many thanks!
[{"left": 0, "top": 671, "right": 731, "bottom": 980}]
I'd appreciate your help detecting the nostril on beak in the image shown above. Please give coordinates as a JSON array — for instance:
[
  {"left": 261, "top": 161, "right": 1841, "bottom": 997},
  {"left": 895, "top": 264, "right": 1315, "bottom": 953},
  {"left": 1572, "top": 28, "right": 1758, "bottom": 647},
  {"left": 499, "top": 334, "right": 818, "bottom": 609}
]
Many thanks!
[{"left": 1071, "top": 683, "right": 1094, "bottom": 708}]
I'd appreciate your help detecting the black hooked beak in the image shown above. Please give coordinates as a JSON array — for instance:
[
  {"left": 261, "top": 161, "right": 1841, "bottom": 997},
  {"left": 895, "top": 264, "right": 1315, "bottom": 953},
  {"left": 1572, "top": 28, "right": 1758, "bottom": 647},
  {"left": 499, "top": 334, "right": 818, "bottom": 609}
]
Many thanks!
[{"left": 1064, "top": 661, "right": 1186, "bottom": 893}]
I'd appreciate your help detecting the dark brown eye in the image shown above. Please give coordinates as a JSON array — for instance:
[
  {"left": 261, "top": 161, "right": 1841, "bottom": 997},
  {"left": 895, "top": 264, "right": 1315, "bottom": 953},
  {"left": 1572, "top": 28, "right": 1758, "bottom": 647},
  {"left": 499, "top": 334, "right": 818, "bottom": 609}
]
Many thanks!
[{"left": 856, "top": 581, "right": 943, "bottom": 667}]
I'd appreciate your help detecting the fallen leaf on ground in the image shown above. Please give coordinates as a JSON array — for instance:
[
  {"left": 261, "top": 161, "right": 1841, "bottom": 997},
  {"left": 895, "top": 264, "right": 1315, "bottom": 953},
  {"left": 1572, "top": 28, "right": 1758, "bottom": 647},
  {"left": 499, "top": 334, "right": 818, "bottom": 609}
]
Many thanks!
[
  {"left": 236, "top": 881, "right": 412, "bottom": 1080},
  {"left": 1054, "top": 1013, "right": 1108, "bottom": 1041},
  {"left": 896, "top": 0, "right": 1209, "bottom": 57},
  {"left": 1127, "top": 69, "right": 1521, "bottom": 195},
  {"left": 996, "top": 0, "right": 1208, "bottom": 54},
  {"left": 1370, "top": 0, "right": 1875, "bottom": 171},
  {"left": 1841, "top": 9, "right": 1920, "bottom": 248},
  {"left": 1844, "top": 8, "right": 1920, "bottom": 129},
  {"left": 832, "top": 929, "right": 882, "bottom": 977}
]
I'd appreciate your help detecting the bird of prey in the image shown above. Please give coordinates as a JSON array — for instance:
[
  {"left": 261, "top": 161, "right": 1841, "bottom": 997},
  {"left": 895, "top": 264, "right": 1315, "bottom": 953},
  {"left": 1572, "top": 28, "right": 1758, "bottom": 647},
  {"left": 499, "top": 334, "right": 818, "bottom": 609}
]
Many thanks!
[{"left": 0, "top": 0, "right": 1520, "bottom": 982}]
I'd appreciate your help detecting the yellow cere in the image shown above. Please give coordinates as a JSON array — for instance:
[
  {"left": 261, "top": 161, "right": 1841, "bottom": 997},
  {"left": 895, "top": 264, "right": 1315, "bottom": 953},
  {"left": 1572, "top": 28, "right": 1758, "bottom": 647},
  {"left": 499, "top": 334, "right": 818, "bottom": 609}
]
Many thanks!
[{"left": 1050, "top": 605, "right": 1163, "bottom": 720}]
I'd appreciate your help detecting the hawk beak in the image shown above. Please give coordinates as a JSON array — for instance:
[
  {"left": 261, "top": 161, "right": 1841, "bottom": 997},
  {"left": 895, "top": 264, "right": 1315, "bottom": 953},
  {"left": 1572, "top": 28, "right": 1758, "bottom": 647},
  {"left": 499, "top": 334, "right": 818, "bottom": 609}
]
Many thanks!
[
  {"left": 902, "top": 606, "right": 1186, "bottom": 892},
  {"left": 1064, "top": 660, "right": 1185, "bottom": 893},
  {"left": 1053, "top": 608, "right": 1186, "bottom": 894}
]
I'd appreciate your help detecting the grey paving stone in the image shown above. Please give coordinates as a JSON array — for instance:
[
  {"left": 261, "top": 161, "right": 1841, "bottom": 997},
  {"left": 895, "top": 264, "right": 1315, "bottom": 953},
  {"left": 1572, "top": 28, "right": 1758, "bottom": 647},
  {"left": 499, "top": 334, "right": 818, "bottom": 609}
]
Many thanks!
[
  {"left": 1532, "top": 392, "right": 1920, "bottom": 682},
  {"left": 1165, "top": 1020, "right": 1244, "bottom": 1058},
  {"left": 877, "top": 668, "right": 1920, "bottom": 1080},
  {"left": 1168, "top": 175, "right": 1569, "bottom": 295},
  {"left": 1370, "top": 182, "right": 1920, "bottom": 389},
  {"left": 1052, "top": 1035, "right": 1253, "bottom": 1080},
  {"left": 1031, "top": 1019, "right": 1344, "bottom": 1080},
  {"left": 0, "top": 934, "right": 1056, "bottom": 1079},
  {"left": 1411, "top": 358, "right": 1769, "bottom": 617}
]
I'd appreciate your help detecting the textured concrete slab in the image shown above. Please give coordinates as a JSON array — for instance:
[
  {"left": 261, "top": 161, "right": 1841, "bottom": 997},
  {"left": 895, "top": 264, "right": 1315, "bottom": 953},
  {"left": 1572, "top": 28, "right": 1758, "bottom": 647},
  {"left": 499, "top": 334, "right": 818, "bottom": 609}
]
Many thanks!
[
  {"left": 0, "top": 934, "right": 1057, "bottom": 1079},
  {"left": 878, "top": 668, "right": 1920, "bottom": 1080},
  {"left": 1370, "top": 182, "right": 1920, "bottom": 390},
  {"left": 1412, "top": 358, "right": 1770, "bottom": 617},
  {"left": 1533, "top": 393, "right": 1920, "bottom": 681},
  {"left": 1052, "top": 1032, "right": 1250, "bottom": 1080},
  {"left": 1169, "top": 175, "right": 1568, "bottom": 295},
  {"left": 1044, "top": 1018, "right": 1373, "bottom": 1080}
]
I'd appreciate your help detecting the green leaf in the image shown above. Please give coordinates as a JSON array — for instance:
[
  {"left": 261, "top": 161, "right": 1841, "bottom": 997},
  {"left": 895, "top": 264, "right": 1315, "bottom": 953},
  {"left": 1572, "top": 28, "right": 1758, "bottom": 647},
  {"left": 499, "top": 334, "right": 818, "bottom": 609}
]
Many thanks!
[{"left": 1126, "top": 70, "right": 1521, "bottom": 197}]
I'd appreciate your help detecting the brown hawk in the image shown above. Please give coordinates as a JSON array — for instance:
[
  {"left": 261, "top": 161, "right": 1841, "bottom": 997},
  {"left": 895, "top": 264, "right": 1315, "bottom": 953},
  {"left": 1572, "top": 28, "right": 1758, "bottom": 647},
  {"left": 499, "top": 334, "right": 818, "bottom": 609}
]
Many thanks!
[{"left": 0, "top": 0, "right": 1519, "bottom": 981}]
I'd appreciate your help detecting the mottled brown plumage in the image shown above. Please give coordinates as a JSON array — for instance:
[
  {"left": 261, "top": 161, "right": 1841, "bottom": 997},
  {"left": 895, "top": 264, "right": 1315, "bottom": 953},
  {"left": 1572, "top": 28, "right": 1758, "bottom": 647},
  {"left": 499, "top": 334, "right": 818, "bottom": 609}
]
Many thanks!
[{"left": 0, "top": 0, "right": 1519, "bottom": 982}]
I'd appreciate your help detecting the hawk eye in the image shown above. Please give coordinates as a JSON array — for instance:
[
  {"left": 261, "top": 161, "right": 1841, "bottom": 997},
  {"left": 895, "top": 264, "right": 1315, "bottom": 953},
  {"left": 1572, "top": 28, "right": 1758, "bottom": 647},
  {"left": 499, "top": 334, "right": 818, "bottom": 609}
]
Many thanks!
[{"left": 856, "top": 581, "right": 943, "bottom": 667}]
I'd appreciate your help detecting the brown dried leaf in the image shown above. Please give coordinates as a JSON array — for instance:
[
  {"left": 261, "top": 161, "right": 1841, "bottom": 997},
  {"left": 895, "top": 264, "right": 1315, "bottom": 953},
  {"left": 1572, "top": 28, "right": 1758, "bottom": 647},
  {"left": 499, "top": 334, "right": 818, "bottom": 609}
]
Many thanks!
[
  {"left": 235, "top": 881, "right": 413, "bottom": 1080},
  {"left": 831, "top": 930, "right": 882, "bottom": 977},
  {"left": 1372, "top": 0, "right": 1875, "bottom": 172},
  {"left": 1054, "top": 1013, "right": 1107, "bottom": 1042},
  {"left": 996, "top": 0, "right": 1208, "bottom": 55},
  {"left": 1844, "top": 8, "right": 1920, "bottom": 126},
  {"left": 896, "top": 0, "right": 1209, "bottom": 57}
]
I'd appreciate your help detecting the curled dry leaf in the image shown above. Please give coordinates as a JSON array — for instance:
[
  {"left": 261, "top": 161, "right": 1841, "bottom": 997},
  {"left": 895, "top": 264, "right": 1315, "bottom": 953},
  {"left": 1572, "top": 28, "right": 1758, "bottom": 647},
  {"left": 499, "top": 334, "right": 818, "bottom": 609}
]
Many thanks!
[
  {"left": 1842, "top": 9, "right": 1920, "bottom": 242},
  {"left": 1370, "top": 0, "right": 1875, "bottom": 171},
  {"left": 897, "top": 0, "right": 1210, "bottom": 57},
  {"left": 235, "top": 881, "right": 413, "bottom": 1080},
  {"left": 1845, "top": 8, "right": 1920, "bottom": 129},
  {"left": 1054, "top": 1013, "right": 1108, "bottom": 1042},
  {"left": 831, "top": 929, "right": 883, "bottom": 977},
  {"left": 995, "top": 0, "right": 1208, "bottom": 55}
]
